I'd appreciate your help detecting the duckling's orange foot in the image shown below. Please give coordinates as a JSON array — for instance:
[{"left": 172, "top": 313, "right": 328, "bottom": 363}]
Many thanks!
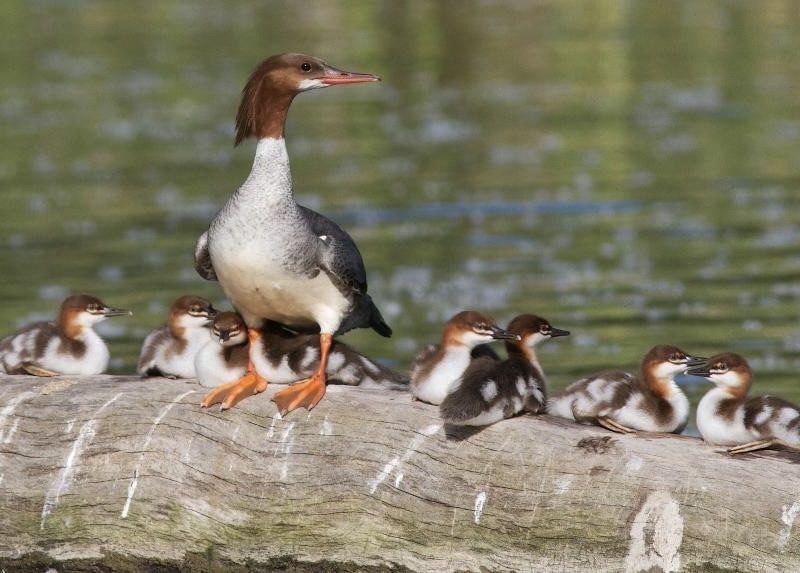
[
  {"left": 272, "top": 374, "right": 327, "bottom": 416},
  {"left": 202, "top": 371, "right": 268, "bottom": 411}
]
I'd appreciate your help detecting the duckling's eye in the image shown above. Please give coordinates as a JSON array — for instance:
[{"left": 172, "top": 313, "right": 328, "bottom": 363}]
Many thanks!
[
  {"left": 87, "top": 304, "right": 100, "bottom": 312},
  {"left": 475, "top": 322, "right": 487, "bottom": 331},
  {"left": 300, "top": 62, "right": 312, "bottom": 72},
  {"left": 541, "top": 326, "right": 551, "bottom": 334},
  {"left": 669, "top": 353, "right": 683, "bottom": 362}
]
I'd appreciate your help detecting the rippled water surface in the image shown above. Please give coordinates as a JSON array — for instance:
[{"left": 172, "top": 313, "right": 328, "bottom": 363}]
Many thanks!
[{"left": 2, "top": 1, "right": 800, "bottom": 431}]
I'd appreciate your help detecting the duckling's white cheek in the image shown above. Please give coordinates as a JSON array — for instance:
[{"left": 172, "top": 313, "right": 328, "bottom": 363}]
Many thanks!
[
  {"left": 715, "top": 371, "right": 739, "bottom": 389},
  {"left": 653, "top": 362, "right": 680, "bottom": 378},
  {"left": 462, "top": 331, "right": 491, "bottom": 347}
]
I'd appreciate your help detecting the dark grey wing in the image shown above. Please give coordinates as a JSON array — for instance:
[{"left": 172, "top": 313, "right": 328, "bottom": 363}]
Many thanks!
[
  {"left": 300, "top": 206, "right": 367, "bottom": 295},
  {"left": 301, "top": 207, "right": 391, "bottom": 337},
  {"left": 194, "top": 231, "right": 217, "bottom": 281},
  {"left": 439, "top": 357, "right": 498, "bottom": 423},
  {"left": 744, "top": 395, "right": 800, "bottom": 437}
]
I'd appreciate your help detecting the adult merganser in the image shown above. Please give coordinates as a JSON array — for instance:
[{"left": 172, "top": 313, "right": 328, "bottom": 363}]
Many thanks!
[
  {"left": 688, "top": 352, "right": 800, "bottom": 454},
  {"left": 410, "top": 310, "right": 519, "bottom": 405},
  {"left": 548, "top": 344, "right": 704, "bottom": 434},
  {"left": 0, "top": 294, "right": 131, "bottom": 376},
  {"left": 195, "top": 311, "right": 250, "bottom": 389},
  {"left": 137, "top": 295, "right": 217, "bottom": 378},
  {"left": 252, "top": 320, "right": 408, "bottom": 390},
  {"left": 440, "top": 314, "right": 569, "bottom": 426},
  {"left": 194, "top": 53, "right": 390, "bottom": 415}
]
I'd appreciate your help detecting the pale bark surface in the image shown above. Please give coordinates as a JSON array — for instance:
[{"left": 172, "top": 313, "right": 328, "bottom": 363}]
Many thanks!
[{"left": 0, "top": 374, "right": 798, "bottom": 572}]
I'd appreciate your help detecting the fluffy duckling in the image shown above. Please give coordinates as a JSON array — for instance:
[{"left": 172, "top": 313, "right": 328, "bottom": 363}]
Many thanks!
[
  {"left": 410, "top": 310, "right": 519, "bottom": 405},
  {"left": 252, "top": 320, "right": 408, "bottom": 391},
  {"left": 137, "top": 295, "right": 217, "bottom": 378},
  {"left": 0, "top": 294, "right": 131, "bottom": 376},
  {"left": 199, "top": 314, "right": 407, "bottom": 395},
  {"left": 195, "top": 311, "right": 250, "bottom": 388},
  {"left": 548, "top": 344, "right": 704, "bottom": 434},
  {"left": 688, "top": 352, "right": 800, "bottom": 454},
  {"left": 440, "top": 314, "right": 569, "bottom": 426}
]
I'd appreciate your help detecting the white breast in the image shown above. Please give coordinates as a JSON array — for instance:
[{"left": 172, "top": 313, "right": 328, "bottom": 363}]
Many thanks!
[
  {"left": 411, "top": 349, "right": 471, "bottom": 405},
  {"left": 148, "top": 328, "right": 210, "bottom": 378},
  {"left": 696, "top": 389, "right": 754, "bottom": 445},
  {"left": 214, "top": 255, "right": 350, "bottom": 333},
  {"left": 194, "top": 340, "right": 247, "bottom": 388},
  {"left": 207, "top": 138, "right": 350, "bottom": 332},
  {"left": 39, "top": 330, "right": 110, "bottom": 375},
  {"left": 613, "top": 387, "right": 688, "bottom": 433}
]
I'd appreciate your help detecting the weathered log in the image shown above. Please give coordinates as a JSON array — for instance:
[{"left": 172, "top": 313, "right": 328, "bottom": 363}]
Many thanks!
[{"left": 0, "top": 374, "right": 798, "bottom": 572}]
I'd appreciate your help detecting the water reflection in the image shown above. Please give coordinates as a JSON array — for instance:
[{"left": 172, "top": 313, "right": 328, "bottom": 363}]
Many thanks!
[{"left": 1, "top": 1, "right": 800, "bottom": 433}]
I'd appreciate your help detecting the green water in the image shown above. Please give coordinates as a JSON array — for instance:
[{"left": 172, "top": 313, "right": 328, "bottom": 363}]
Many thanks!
[{"left": 2, "top": 1, "right": 800, "bottom": 429}]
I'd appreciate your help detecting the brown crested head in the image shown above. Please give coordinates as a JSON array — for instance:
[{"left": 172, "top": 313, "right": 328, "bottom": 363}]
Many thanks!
[
  {"left": 687, "top": 352, "right": 752, "bottom": 398},
  {"left": 60, "top": 294, "right": 106, "bottom": 318},
  {"left": 234, "top": 53, "right": 380, "bottom": 145},
  {"left": 441, "top": 310, "right": 518, "bottom": 347},
  {"left": 505, "top": 314, "right": 570, "bottom": 350},
  {"left": 58, "top": 294, "right": 130, "bottom": 337},
  {"left": 169, "top": 295, "right": 216, "bottom": 321},
  {"left": 211, "top": 311, "right": 248, "bottom": 345},
  {"left": 640, "top": 342, "right": 703, "bottom": 371},
  {"left": 643, "top": 344, "right": 686, "bottom": 363}
]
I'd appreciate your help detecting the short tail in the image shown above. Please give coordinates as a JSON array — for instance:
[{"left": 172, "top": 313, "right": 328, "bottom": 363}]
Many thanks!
[{"left": 369, "top": 303, "right": 392, "bottom": 338}]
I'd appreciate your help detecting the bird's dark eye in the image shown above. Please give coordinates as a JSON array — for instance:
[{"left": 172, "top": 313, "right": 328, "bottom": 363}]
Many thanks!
[{"left": 300, "top": 62, "right": 312, "bottom": 72}]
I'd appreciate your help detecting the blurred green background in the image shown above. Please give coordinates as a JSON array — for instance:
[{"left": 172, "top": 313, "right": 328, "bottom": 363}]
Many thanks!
[{"left": 2, "top": 1, "right": 800, "bottom": 432}]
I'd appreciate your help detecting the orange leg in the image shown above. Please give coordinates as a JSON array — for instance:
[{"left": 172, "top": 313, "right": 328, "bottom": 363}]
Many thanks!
[
  {"left": 272, "top": 332, "right": 331, "bottom": 416},
  {"left": 202, "top": 328, "right": 268, "bottom": 410}
]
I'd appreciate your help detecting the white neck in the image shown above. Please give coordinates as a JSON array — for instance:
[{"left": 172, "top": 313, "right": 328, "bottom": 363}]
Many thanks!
[
  {"left": 236, "top": 137, "right": 294, "bottom": 204},
  {"left": 696, "top": 387, "right": 748, "bottom": 445}
]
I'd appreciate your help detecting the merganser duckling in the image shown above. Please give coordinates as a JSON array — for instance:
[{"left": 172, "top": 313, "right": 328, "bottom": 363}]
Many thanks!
[
  {"left": 196, "top": 313, "right": 407, "bottom": 391},
  {"left": 195, "top": 311, "right": 250, "bottom": 389},
  {"left": 251, "top": 320, "right": 407, "bottom": 391},
  {"left": 688, "top": 352, "right": 800, "bottom": 454},
  {"left": 548, "top": 345, "right": 705, "bottom": 433},
  {"left": 137, "top": 295, "right": 218, "bottom": 378},
  {"left": 440, "top": 314, "right": 569, "bottom": 426},
  {"left": 194, "top": 53, "right": 390, "bottom": 415},
  {"left": 0, "top": 294, "right": 131, "bottom": 376},
  {"left": 410, "top": 311, "right": 519, "bottom": 405}
]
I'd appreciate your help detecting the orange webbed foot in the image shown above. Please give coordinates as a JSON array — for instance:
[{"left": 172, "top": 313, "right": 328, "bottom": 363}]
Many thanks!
[
  {"left": 202, "top": 371, "right": 268, "bottom": 410},
  {"left": 271, "top": 372, "right": 327, "bottom": 416},
  {"left": 202, "top": 327, "right": 267, "bottom": 411}
]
